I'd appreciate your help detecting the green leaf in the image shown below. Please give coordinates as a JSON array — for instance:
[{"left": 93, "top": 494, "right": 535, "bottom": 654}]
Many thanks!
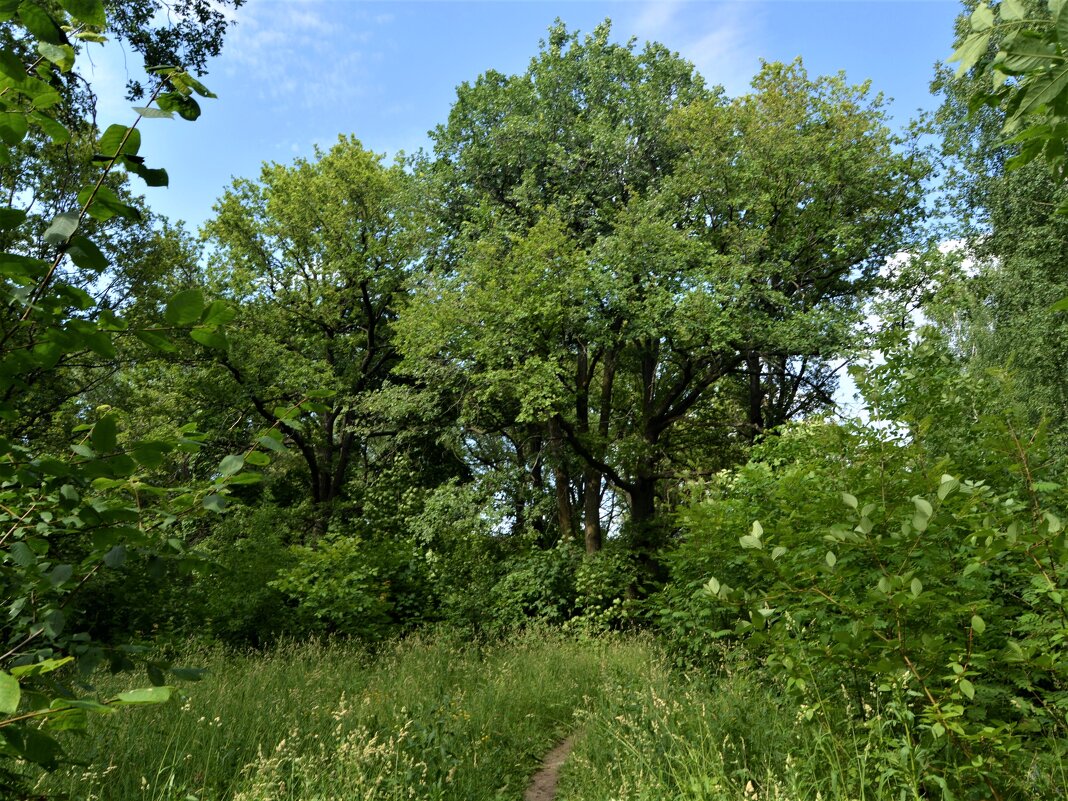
[
  {"left": 911, "top": 577, "right": 923, "bottom": 598},
  {"left": 841, "top": 492, "right": 858, "bottom": 510},
  {"left": 997, "top": 39, "right": 1058, "bottom": 75},
  {"left": 66, "top": 235, "right": 108, "bottom": 271},
  {"left": 18, "top": 726, "right": 63, "bottom": 769},
  {"left": 201, "top": 494, "right": 226, "bottom": 513},
  {"left": 739, "top": 534, "right": 762, "bottom": 550},
  {"left": 167, "top": 70, "right": 217, "bottom": 98},
  {"left": 91, "top": 413, "right": 117, "bottom": 452},
  {"left": 36, "top": 42, "right": 74, "bottom": 72},
  {"left": 57, "top": 698, "right": 113, "bottom": 714},
  {"left": 245, "top": 451, "right": 270, "bottom": 467},
  {"left": 1016, "top": 64, "right": 1068, "bottom": 118},
  {"left": 912, "top": 496, "right": 933, "bottom": 519},
  {"left": 49, "top": 563, "right": 72, "bottom": 586},
  {"left": 134, "top": 330, "right": 177, "bottom": 353},
  {"left": 189, "top": 327, "right": 228, "bottom": 349},
  {"left": 971, "top": 615, "right": 986, "bottom": 635},
  {"left": 133, "top": 105, "right": 174, "bottom": 119},
  {"left": 9, "top": 657, "right": 72, "bottom": 679},
  {"left": 950, "top": 32, "right": 992, "bottom": 77},
  {"left": 200, "top": 300, "right": 236, "bottom": 327},
  {"left": 43, "top": 210, "right": 78, "bottom": 245},
  {"left": 78, "top": 185, "right": 141, "bottom": 222},
  {"left": 959, "top": 678, "right": 975, "bottom": 700},
  {"left": 258, "top": 434, "right": 287, "bottom": 452},
  {"left": 0, "top": 208, "right": 27, "bottom": 230},
  {"left": 110, "top": 686, "right": 172, "bottom": 706},
  {"left": 825, "top": 551, "right": 837, "bottom": 568},
  {"left": 937, "top": 475, "right": 960, "bottom": 500},
  {"left": 218, "top": 454, "right": 244, "bottom": 476},
  {"left": 226, "top": 471, "right": 262, "bottom": 486},
  {"left": 1057, "top": 0, "right": 1068, "bottom": 48},
  {"left": 739, "top": 520, "right": 763, "bottom": 549},
  {"left": 0, "top": 111, "right": 28, "bottom": 145},
  {"left": 103, "top": 545, "right": 126, "bottom": 568},
  {"left": 122, "top": 158, "right": 167, "bottom": 187},
  {"left": 29, "top": 110, "right": 69, "bottom": 143},
  {"left": 9, "top": 541, "right": 37, "bottom": 567},
  {"left": 157, "top": 92, "right": 201, "bottom": 121},
  {"left": 57, "top": 0, "right": 104, "bottom": 27},
  {"left": 165, "top": 288, "right": 205, "bottom": 326},
  {"left": 0, "top": 49, "right": 25, "bottom": 80},
  {"left": 771, "top": 545, "right": 787, "bottom": 560},
  {"left": 97, "top": 124, "right": 141, "bottom": 158},
  {"left": 18, "top": 1, "right": 66, "bottom": 45},
  {"left": 131, "top": 441, "right": 169, "bottom": 469},
  {"left": 0, "top": 671, "right": 20, "bottom": 714},
  {"left": 969, "top": 2, "right": 994, "bottom": 32},
  {"left": 1000, "top": 0, "right": 1026, "bottom": 21}
]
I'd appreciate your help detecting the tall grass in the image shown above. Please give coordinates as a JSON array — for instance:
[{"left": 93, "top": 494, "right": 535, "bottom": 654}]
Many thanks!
[
  {"left": 557, "top": 647, "right": 1066, "bottom": 801},
  {"left": 32, "top": 632, "right": 1064, "bottom": 800},
  {"left": 36, "top": 630, "right": 657, "bottom": 801}
]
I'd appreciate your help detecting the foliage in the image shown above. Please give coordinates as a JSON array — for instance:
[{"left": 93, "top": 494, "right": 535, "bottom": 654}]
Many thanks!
[
  {"left": 403, "top": 26, "right": 928, "bottom": 565},
  {"left": 950, "top": 0, "right": 1068, "bottom": 191},
  {"left": 0, "top": 0, "right": 265, "bottom": 787},
  {"left": 270, "top": 534, "right": 432, "bottom": 641},
  {"left": 488, "top": 543, "right": 581, "bottom": 631},
  {"left": 200, "top": 136, "right": 434, "bottom": 533},
  {"left": 934, "top": 2, "right": 1068, "bottom": 443},
  {"left": 658, "top": 332, "right": 1068, "bottom": 799},
  {"left": 35, "top": 633, "right": 656, "bottom": 801},
  {"left": 570, "top": 547, "right": 640, "bottom": 632}
]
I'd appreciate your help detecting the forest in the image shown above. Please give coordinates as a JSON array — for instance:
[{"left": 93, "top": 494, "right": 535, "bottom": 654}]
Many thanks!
[{"left": 0, "top": 0, "right": 1067, "bottom": 799}]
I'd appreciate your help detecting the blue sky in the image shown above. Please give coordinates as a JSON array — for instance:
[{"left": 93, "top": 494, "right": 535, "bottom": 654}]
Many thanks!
[{"left": 87, "top": 0, "right": 963, "bottom": 230}]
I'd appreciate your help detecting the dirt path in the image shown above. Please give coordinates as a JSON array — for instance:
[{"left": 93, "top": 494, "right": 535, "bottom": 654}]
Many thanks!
[{"left": 523, "top": 735, "right": 576, "bottom": 801}]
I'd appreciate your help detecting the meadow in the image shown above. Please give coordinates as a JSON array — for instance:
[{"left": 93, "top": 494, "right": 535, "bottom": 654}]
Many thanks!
[{"left": 32, "top": 631, "right": 1064, "bottom": 801}]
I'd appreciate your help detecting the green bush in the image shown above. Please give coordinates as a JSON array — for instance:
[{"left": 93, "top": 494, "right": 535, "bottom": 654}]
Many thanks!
[
  {"left": 571, "top": 547, "right": 639, "bottom": 632},
  {"left": 655, "top": 335, "right": 1068, "bottom": 799},
  {"left": 489, "top": 543, "right": 581, "bottom": 630},
  {"left": 270, "top": 534, "right": 432, "bottom": 641}
]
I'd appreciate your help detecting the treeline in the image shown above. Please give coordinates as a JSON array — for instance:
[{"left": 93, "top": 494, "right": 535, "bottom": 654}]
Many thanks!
[{"left": 72, "top": 24, "right": 931, "bottom": 645}]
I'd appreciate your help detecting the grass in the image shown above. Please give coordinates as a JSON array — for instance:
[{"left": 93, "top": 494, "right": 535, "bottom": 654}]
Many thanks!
[
  {"left": 557, "top": 647, "right": 1067, "bottom": 801},
  {"left": 35, "top": 629, "right": 659, "bottom": 801},
  {"left": 29, "top": 632, "right": 1067, "bottom": 801}
]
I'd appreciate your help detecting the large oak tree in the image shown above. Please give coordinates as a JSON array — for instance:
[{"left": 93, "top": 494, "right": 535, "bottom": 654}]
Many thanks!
[{"left": 400, "top": 24, "right": 928, "bottom": 565}]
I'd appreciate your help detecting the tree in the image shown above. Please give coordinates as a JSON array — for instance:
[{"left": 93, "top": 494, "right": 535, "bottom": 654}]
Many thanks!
[
  {"left": 949, "top": 1, "right": 1068, "bottom": 194},
  {"left": 0, "top": 1, "right": 260, "bottom": 787},
  {"left": 933, "top": 0, "right": 1068, "bottom": 438},
  {"left": 199, "top": 137, "right": 418, "bottom": 533},
  {"left": 401, "top": 24, "right": 927, "bottom": 569}
]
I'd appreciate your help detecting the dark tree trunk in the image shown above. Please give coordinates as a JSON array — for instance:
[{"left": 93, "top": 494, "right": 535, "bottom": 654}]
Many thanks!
[
  {"left": 547, "top": 416, "right": 576, "bottom": 542},
  {"left": 746, "top": 351, "right": 765, "bottom": 441},
  {"left": 583, "top": 467, "right": 602, "bottom": 553}
]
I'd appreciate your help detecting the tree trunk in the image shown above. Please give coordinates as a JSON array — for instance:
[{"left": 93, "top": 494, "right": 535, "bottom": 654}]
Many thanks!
[
  {"left": 583, "top": 467, "right": 602, "bottom": 554},
  {"left": 746, "top": 351, "right": 765, "bottom": 441},
  {"left": 548, "top": 416, "right": 576, "bottom": 542}
]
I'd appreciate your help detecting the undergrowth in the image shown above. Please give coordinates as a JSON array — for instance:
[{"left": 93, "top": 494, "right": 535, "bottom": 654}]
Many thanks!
[{"left": 36, "top": 629, "right": 652, "bottom": 801}]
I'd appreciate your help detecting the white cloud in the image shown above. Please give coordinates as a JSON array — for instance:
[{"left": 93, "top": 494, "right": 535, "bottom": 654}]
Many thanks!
[
  {"left": 626, "top": 0, "right": 765, "bottom": 95},
  {"left": 221, "top": 0, "right": 392, "bottom": 109}
]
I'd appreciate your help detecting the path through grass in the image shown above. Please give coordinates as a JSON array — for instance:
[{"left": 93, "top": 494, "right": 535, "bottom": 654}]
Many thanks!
[{"left": 38, "top": 630, "right": 653, "bottom": 801}]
